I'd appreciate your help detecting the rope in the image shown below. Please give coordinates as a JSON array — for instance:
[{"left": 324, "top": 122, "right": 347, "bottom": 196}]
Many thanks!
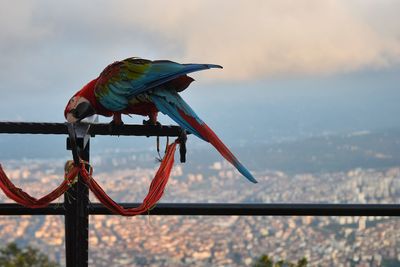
[
  {"left": 0, "top": 164, "right": 79, "bottom": 208},
  {"left": 0, "top": 140, "right": 179, "bottom": 216},
  {"left": 80, "top": 141, "right": 178, "bottom": 216}
]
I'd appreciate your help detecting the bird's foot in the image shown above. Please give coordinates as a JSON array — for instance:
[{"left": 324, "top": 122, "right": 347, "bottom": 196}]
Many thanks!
[
  {"left": 108, "top": 120, "right": 124, "bottom": 134},
  {"left": 143, "top": 119, "right": 162, "bottom": 129}
]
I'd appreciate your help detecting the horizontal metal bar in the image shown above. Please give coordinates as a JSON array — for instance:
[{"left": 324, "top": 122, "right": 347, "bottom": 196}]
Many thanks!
[
  {"left": 1, "top": 203, "right": 400, "bottom": 216},
  {"left": 0, "top": 122, "right": 183, "bottom": 137},
  {"left": 0, "top": 203, "right": 65, "bottom": 215}
]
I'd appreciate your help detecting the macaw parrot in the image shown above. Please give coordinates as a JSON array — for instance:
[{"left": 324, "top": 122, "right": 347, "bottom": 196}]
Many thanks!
[{"left": 64, "top": 57, "right": 257, "bottom": 183}]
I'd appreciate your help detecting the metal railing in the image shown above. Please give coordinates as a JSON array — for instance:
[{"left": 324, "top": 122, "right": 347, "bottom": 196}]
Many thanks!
[{"left": 1, "top": 121, "right": 400, "bottom": 267}]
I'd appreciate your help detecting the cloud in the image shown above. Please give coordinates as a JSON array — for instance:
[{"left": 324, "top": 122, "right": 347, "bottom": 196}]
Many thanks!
[
  {"left": 130, "top": 0, "right": 400, "bottom": 80},
  {"left": 0, "top": 0, "right": 399, "bottom": 85}
]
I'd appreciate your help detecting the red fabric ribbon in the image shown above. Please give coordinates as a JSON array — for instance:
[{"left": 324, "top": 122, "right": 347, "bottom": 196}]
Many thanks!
[
  {"left": 81, "top": 141, "right": 177, "bottom": 216},
  {"left": 0, "top": 165, "right": 79, "bottom": 208},
  {"left": 0, "top": 141, "right": 178, "bottom": 216}
]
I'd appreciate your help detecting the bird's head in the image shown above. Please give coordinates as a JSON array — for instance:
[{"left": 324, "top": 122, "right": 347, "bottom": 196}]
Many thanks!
[
  {"left": 64, "top": 95, "right": 96, "bottom": 123},
  {"left": 65, "top": 79, "right": 98, "bottom": 123}
]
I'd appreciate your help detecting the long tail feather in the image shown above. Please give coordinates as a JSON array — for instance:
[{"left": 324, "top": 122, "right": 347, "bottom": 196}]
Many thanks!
[
  {"left": 151, "top": 91, "right": 257, "bottom": 183},
  {"left": 178, "top": 111, "right": 258, "bottom": 183}
]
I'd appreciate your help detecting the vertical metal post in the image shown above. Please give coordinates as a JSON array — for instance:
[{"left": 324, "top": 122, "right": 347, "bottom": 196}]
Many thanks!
[{"left": 65, "top": 137, "right": 89, "bottom": 267}]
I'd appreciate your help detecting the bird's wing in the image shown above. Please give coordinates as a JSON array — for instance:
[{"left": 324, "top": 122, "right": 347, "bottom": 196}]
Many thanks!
[
  {"left": 150, "top": 89, "right": 257, "bottom": 183},
  {"left": 94, "top": 57, "right": 222, "bottom": 111}
]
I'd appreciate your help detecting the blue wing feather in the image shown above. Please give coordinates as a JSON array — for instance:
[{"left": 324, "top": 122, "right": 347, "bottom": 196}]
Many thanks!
[
  {"left": 150, "top": 93, "right": 204, "bottom": 140},
  {"left": 94, "top": 58, "right": 222, "bottom": 111}
]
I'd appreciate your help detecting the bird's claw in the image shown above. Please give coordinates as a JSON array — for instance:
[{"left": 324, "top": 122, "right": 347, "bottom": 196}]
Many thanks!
[{"left": 143, "top": 119, "right": 162, "bottom": 128}]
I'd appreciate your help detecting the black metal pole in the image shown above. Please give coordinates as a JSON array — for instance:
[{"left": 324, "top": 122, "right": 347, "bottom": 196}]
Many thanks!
[
  {"left": 2, "top": 203, "right": 400, "bottom": 217},
  {"left": 65, "top": 137, "right": 89, "bottom": 267},
  {"left": 88, "top": 203, "right": 400, "bottom": 216},
  {"left": 0, "top": 121, "right": 185, "bottom": 137}
]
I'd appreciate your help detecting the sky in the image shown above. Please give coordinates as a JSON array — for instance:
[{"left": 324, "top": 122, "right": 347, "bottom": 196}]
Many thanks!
[{"left": 0, "top": 0, "right": 399, "bottom": 144}]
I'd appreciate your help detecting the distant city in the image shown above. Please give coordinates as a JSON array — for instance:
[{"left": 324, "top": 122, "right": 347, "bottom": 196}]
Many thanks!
[{"left": 0, "top": 128, "right": 400, "bottom": 266}]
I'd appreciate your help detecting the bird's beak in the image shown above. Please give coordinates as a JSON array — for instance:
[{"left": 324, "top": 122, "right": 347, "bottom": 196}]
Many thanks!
[{"left": 67, "top": 102, "right": 95, "bottom": 123}]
